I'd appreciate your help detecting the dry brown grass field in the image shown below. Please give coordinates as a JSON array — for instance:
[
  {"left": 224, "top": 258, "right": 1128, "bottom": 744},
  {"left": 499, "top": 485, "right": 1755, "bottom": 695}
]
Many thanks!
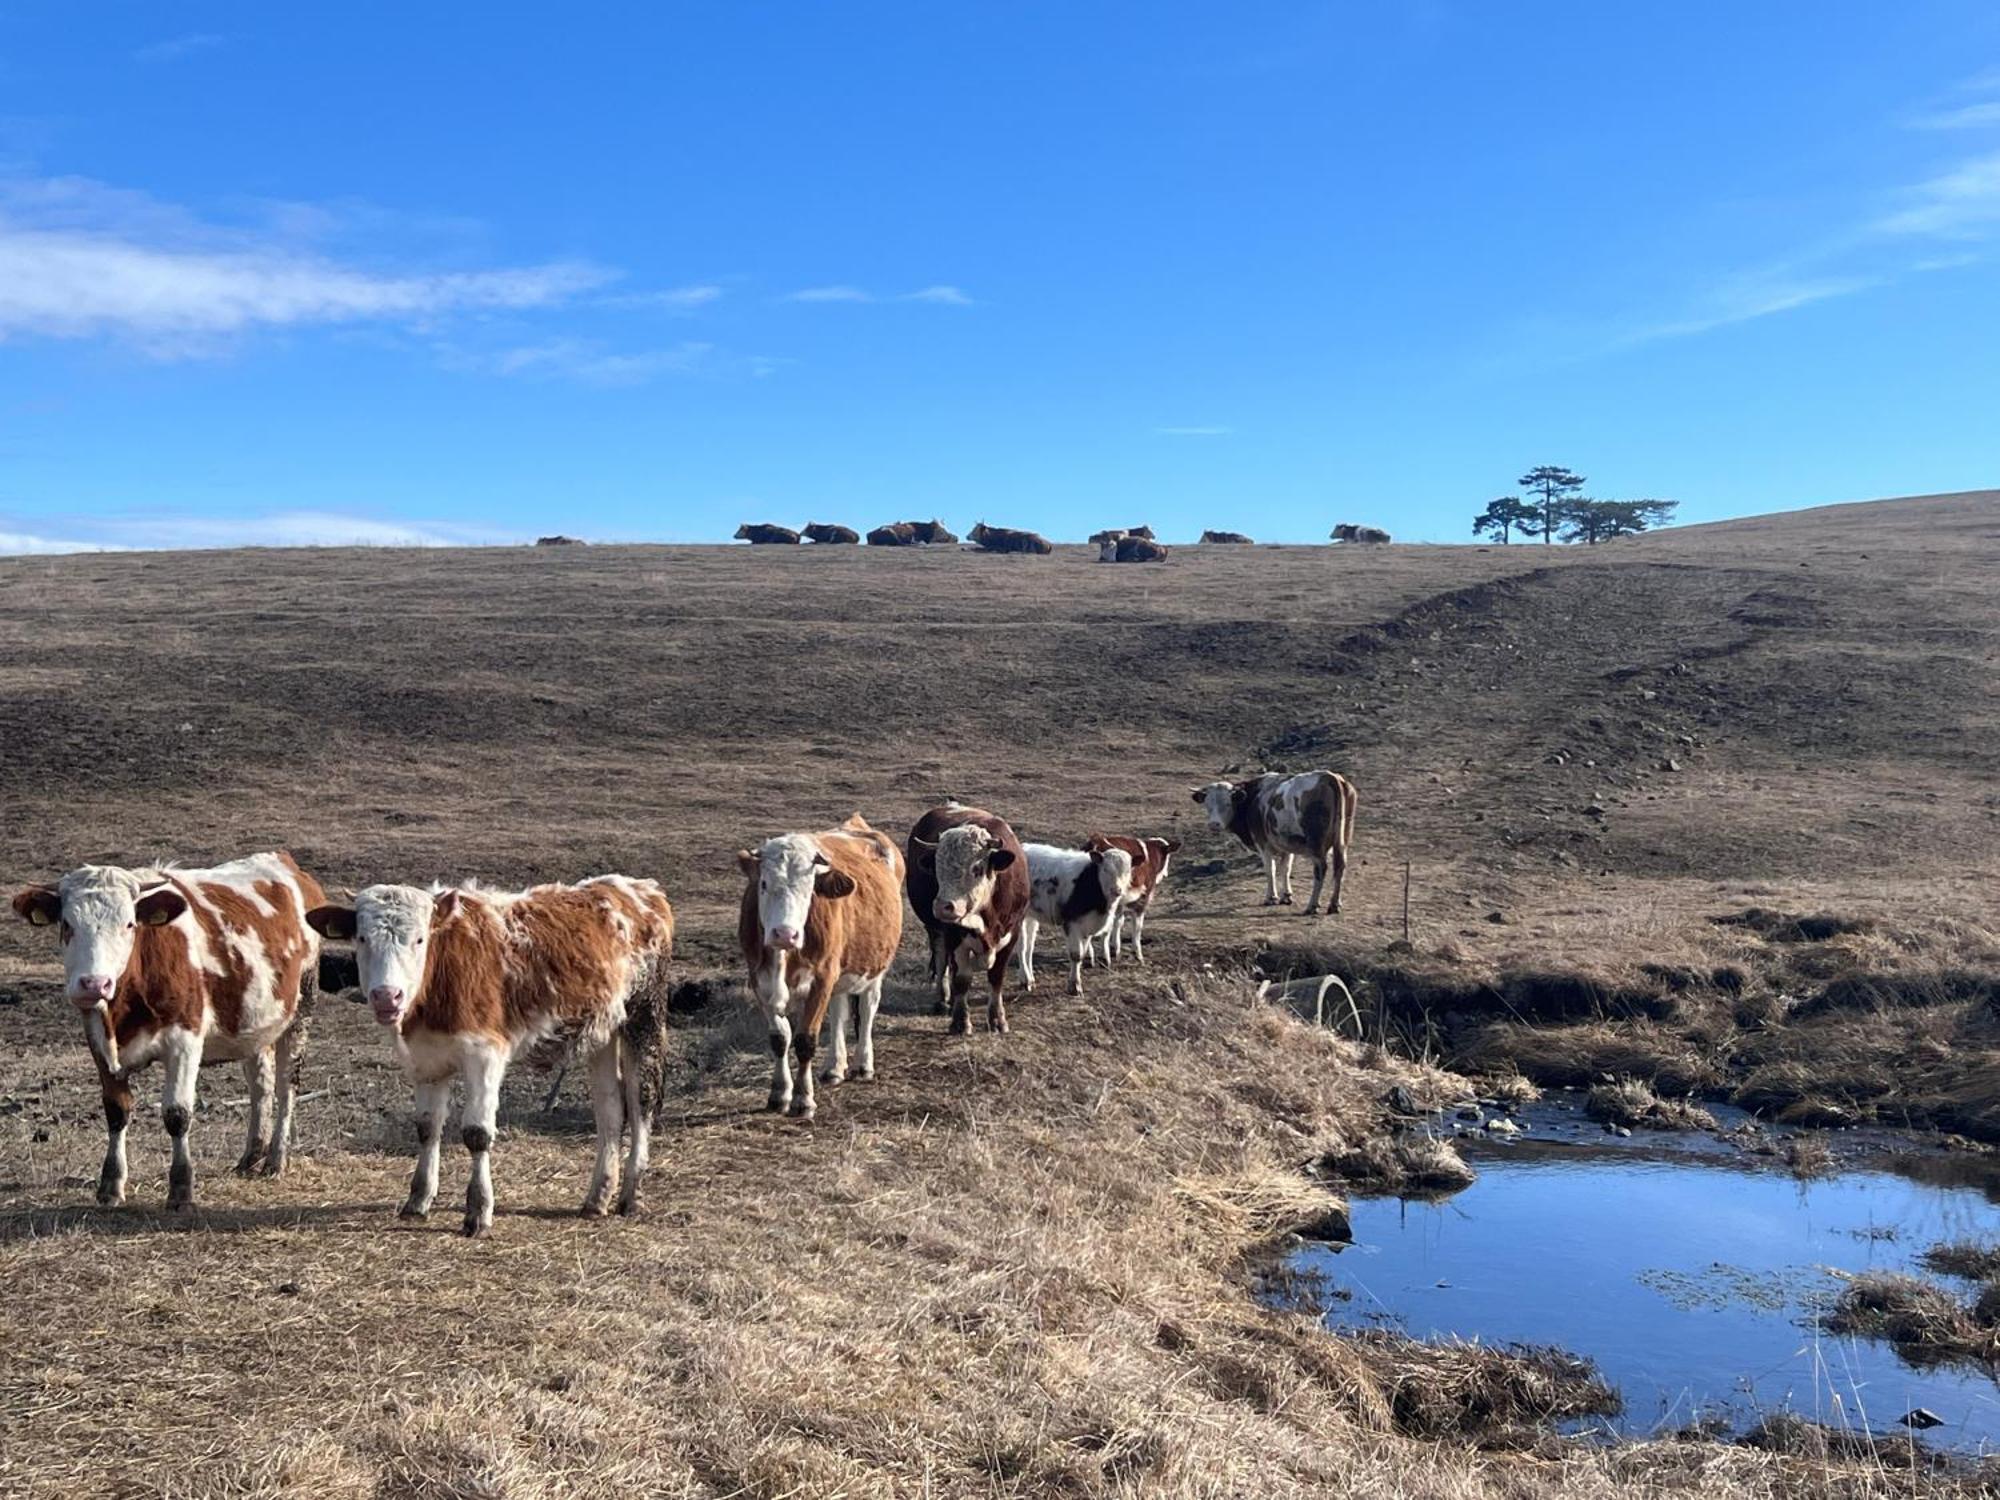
[{"left": 1, "top": 490, "right": 1997, "bottom": 1497}]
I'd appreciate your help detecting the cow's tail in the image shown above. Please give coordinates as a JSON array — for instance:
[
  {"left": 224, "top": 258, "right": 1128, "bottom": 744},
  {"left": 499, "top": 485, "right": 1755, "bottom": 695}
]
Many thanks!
[
  {"left": 1340, "top": 775, "right": 1359, "bottom": 853},
  {"left": 622, "top": 954, "right": 673, "bottom": 1127}
]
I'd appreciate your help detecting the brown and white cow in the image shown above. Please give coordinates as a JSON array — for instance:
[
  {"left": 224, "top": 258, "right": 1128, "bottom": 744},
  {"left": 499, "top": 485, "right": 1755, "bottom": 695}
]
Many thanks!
[
  {"left": 1082, "top": 833, "right": 1182, "bottom": 963},
  {"left": 868, "top": 522, "right": 919, "bottom": 546},
  {"left": 967, "top": 522, "right": 1054, "bottom": 555},
  {"left": 1199, "top": 530, "right": 1254, "bottom": 544},
  {"left": 905, "top": 803, "right": 1030, "bottom": 1033},
  {"left": 1017, "top": 842, "right": 1133, "bottom": 996},
  {"left": 737, "top": 814, "right": 903, "bottom": 1120},
  {"left": 11, "top": 852, "right": 324, "bottom": 1210},
  {"left": 306, "top": 875, "right": 674, "bottom": 1236},
  {"left": 1331, "top": 523, "right": 1392, "bottom": 544},
  {"left": 1099, "top": 536, "right": 1169, "bottom": 562},
  {"left": 802, "top": 522, "right": 860, "bottom": 544},
  {"left": 1192, "top": 770, "right": 1359, "bottom": 915},
  {"left": 736, "top": 522, "right": 801, "bottom": 544},
  {"left": 907, "top": 518, "right": 958, "bottom": 544}
]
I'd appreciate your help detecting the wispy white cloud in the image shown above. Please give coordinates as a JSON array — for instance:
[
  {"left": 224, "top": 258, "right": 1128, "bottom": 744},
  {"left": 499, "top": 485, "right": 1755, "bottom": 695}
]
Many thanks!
[
  {"left": 1154, "top": 425, "right": 1233, "bottom": 437},
  {"left": 0, "top": 173, "right": 613, "bottom": 356},
  {"left": 1907, "top": 100, "right": 2000, "bottom": 131},
  {"left": 785, "top": 284, "right": 873, "bottom": 303},
  {"left": 0, "top": 528, "right": 126, "bottom": 556},
  {"left": 93, "top": 511, "right": 509, "bottom": 549},
  {"left": 135, "top": 33, "right": 225, "bottom": 64},
  {"left": 1872, "top": 147, "right": 2000, "bottom": 237},
  {"left": 446, "top": 337, "right": 717, "bottom": 386},
  {"left": 783, "top": 283, "right": 974, "bottom": 305},
  {"left": 1631, "top": 270, "right": 1881, "bottom": 343},
  {"left": 605, "top": 283, "right": 724, "bottom": 311}
]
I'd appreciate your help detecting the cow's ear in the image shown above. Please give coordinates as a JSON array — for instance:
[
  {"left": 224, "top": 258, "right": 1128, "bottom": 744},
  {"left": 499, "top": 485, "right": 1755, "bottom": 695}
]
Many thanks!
[
  {"left": 736, "top": 850, "right": 758, "bottom": 877},
  {"left": 135, "top": 885, "right": 188, "bottom": 927},
  {"left": 11, "top": 885, "right": 60, "bottom": 927},
  {"left": 986, "top": 848, "right": 1017, "bottom": 873},
  {"left": 433, "top": 891, "right": 464, "bottom": 923},
  {"left": 1188, "top": 788, "right": 1206, "bottom": 805},
  {"left": 1160, "top": 838, "right": 1183, "bottom": 855},
  {"left": 815, "top": 869, "right": 857, "bottom": 899},
  {"left": 1083, "top": 834, "right": 1110, "bottom": 853},
  {"left": 305, "top": 904, "right": 357, "bottom": 940}
]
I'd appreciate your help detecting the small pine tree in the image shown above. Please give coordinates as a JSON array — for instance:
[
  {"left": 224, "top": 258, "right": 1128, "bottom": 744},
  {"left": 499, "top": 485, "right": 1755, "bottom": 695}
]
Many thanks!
[
  {"left": 1472, "top": 496, "right": 1537, "bottom": 544},
  {"left": 1517, "top": 466, "right": 1587, "bottom": 544}
]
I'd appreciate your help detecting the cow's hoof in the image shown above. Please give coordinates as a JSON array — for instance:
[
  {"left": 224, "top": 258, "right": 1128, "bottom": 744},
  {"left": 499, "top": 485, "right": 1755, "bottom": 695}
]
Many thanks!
[
  {"left": 257, "top": 1154, "right": 287, "bottom": 1179},
  {"left": 398, "top": 1201, "right": 430, "bottom": 1221},
  {"left": 854, "top": 1066, "right": 875, "bottom": 1082},
  {"left": 1279, "top": 895, "right": 1295, "bottom": 906},
  {"left": 167, "top": 1194, "right": 192, "bottom": 1213},
  {"left": 818, "top": 1069, "right": 845, "bottom": 1088},
  {"left": 616, "top": 1195, "right": 641, "bottom": 1218},
  {"left": 765, "top": 1094, "right": 787, "bottom": 1113},
  {"left": 932, "top": 998, "right": 949, "bottom": 1016},
  {"left": 462, "top": 1218, "right": 489, "bottom": 1239},
  {"left": 1261, "top": 897, "right": 1279, "bottom": 907},
  {"left": 788, "top": 1100, "right": 816, "bottom": 1122},
  {"left": 234, "top": 1150, "right": 263, "bottom": 1176},
  {"left": 579, "top": 1199, "right": 610, "bottom": 1220},
  {"left": 96, "top": 1185, "right": 124, "bottom": 1208},
  {"left": 987, "top": 1018, "right": 1010, "bottom": 1035}
]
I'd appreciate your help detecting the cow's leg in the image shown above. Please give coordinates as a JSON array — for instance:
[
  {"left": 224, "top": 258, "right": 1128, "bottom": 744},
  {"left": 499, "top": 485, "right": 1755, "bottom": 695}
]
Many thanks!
[
  {"left": 1132, "top": 906, "right": 1149, "bottom": 964},
  {"left": 947, "top": 944, "right": 974, "bottom": 1035},
  {"left": 237, "top": 1050, "right": 274, "bottom": 1175},
  {"left": 1018, "top": 917, "right": 1039, "bottom": 992},
  {"left": 460, "top": 1042, "right": 505, "bottom": 1237},
  {"left": 1262, "top": 855, "right": 1281, "bottom": 906},
  {"left": 262, "top": 1020, "right": 304, "bottom": 1176},
  {"left": 820, "top": 988, "right": 851, "bottom": 1086},
  {"left": 986, "top": 935, "right": 1014, "bottom": 1034},
  {"left": 853, "top": 976, "right": 882, "bottom": 1081},
  {"left": 1064, "top": 926, "right": 1087, "bottom": 997},
  {"left": 160, "top": 1029, "right": 201, "bottom": 1210},
  {"left": 581, "top": 1041, "right": 624, "bottom": 1217},
  {"left": 1305, "top": 858, "right": 1328, "bottom": 916},
  {"left": 765, "top": 1010, "right": 794, "bottom": 1113},
  {"left": 616, "top": 1034, "right": 651, "bottom": 1217},
  {"left": 1328, "top": 842, "right": 1348, "bottom": 915},
  {"left": 1280, "top": 854, "right": 1297, "bottom": 905},
  {"left": 98, "top": 1069, "right": 132, "bottom": 1207},
  {"left": 791, "top": 974, "right": 833, "bottom": 1121},
  {"left": 928, "top": 928, "right": 949, "bottom": 1014},
  {"left": 402, "top": 1078, "right": 449, "bottom": 1219}
]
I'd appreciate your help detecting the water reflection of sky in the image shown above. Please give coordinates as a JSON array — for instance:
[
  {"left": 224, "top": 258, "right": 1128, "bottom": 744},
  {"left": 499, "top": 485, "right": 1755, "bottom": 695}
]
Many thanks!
[{"left": 1302, "top": 1150, "right": 2000, "bottom": 1448}]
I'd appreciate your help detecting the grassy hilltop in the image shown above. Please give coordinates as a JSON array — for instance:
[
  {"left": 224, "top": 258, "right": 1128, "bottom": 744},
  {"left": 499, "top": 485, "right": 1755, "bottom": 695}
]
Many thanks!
[{"left": 0, "top": 490, "right": 1996, "bottom": 1496}]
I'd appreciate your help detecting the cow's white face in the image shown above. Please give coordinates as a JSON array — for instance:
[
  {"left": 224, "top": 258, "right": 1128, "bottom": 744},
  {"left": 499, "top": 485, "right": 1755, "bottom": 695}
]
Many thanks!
[
  {"left": 1095, "top": 848, "right": 1135, "bottom": 904},
  {"left": 930, "top": 826, "right": 1016, "bottom": 926},
  {"left": 11, "top": 866, "right": 187, "bottom": 1010},
  {"left": 1192, "top": 781, "right": 1237, "bottom": 833},
  {"left": 307, "top": 885, "right": 438, "bottom": 1028},
  {"left": 738, "top": 834, "right": 854, "bottom": 953}
]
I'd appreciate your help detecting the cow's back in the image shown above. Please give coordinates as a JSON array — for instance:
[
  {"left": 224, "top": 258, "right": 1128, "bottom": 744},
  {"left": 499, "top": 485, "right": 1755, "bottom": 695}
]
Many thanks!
[
  {"left": 140, "top": 851, "right": 322, "bottom": 1045},
  {"left": 813, "top": 820, "right": 903, "bottom": 974}
]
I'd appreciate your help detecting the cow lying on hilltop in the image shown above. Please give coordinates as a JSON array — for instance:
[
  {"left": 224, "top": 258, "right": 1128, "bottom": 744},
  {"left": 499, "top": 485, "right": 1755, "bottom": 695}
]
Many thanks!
[
  {"left": 307, "top": 875, "right": 674, "bottom": 1235},
  {"left": 1193, "top": 770, "right": 1358, "bottom": 915},
  {"left": 868, "top": 522, "right": 918, "bottom": 545},
  {"left": 1018, "top": 843, "right": 1132, "bottom": 996},
  {"left": 737, "top": 815, "right": 903, "bottom": 1119},
  {"left": 1100, "top": 536, "right": 1168, "bottom": 562},
  {"left": 969, "top": 523, "right": 1054, "bottom": 555},
  {"left": 906, "top": 804, "right": 1029, "bottom": 1033},
  {"left": 12, "top": 852, "right": 324, "bottom": 1209},
  {"left": 1082, "top": 833, "right": 1180, "bottom": 963},
  {"left": 1331, "top": 524, "right": 1391, "bottom": 544},
  {"left": 1200, "top": 530, "right": 1253, "bottom": 544},
  {"left": 907, "top": 518, "right": 957, "bottom": 543},
  {"left": 736, "top": 523, "right": 801, "bottom": 544},
  {"left": 803, "top": 523, "right": 860, "bottom": 544}
]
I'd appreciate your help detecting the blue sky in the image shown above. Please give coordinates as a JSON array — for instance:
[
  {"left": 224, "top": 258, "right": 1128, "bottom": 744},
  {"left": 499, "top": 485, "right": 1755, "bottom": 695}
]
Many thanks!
[{"left": 2, "top": 3, "right": 1998, "bottom": 550}]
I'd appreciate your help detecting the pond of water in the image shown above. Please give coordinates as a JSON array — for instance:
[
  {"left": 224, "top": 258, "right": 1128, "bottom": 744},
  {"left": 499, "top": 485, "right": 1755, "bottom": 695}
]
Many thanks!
[{"left": 1298, "top": 1138, "right": 2000, "bottom": 1448}]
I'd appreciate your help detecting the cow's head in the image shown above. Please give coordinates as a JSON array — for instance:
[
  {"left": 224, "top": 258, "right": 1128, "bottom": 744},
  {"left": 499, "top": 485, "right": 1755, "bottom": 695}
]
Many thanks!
[
  {"left": 306, "top": 884, "right": 460, "bottom": 1028},
  {"left": 916, "top": 824, "right": 1016, "bottom": 927},
  {"left": 733, "top": 524, "right": 755, "bottom": 541},
  {"left": 11, "top": 866, "right": 188, "bottom": 1010},
  {"left": 1148, "top": 836, "right": 1183, "bottom": 873},
  {"left": 1092, "top": 846, "right": 1135, "bottom": 904},
  {"left": 737, "top": 834, "right": 854, "bottom": 953},
  {"left": 1191, "top": 781, "right": 1241, "bottom": 833}
]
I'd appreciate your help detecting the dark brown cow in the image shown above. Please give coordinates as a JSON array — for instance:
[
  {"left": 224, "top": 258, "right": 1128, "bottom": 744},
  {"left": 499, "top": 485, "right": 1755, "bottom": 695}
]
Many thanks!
[
  {"left": 535, "top": 535, "right": 585, "bottom": 546},
  {"left": 1126, "top": 525, "right": 1156, "bottom": 540},
  {"left": 736, "top": 523, "right": 801, "bottom": 544},
  {"left": 907, "top": 519, "right": 958, "bottom": 544},
  {"left": 737, "top": 814, "right": 903, "bottom": 1119},
  {"left": 1199, "top": 530, "right": 1253, "bottom": 544},
  {"left": 1331, "top": 523, "right": 1392, "bottom": 544},
  {"left": 1099, "top": 536, "right": 1169, "bottom": 562},
  {"left": 868, "top": 522, "right": 919, "bottom": 546},
  {"left": 968, "top": 522, "right": 1054, "bottom": 555},
  {"left": 11, "top": 852, "right": 325, "bottom": 1209},
  {"left": 1082, "top": 833, "right": 1182, "bottom": 963},
  {"left": 306, "top": 875, "right": 674, "bottom": 1235},
  {"left": 905, "top": 803, "right": 1029, "bottom": 1033},
  {"left": 803, "top": 523, "right": 860, "bottom": 544}
]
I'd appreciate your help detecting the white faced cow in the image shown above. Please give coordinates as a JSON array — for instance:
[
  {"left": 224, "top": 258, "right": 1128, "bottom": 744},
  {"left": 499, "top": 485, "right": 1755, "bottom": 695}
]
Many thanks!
[
  {"left": 1193, "top": 770, "right": 1359, "bottom": 915},
  {"left": 11, "top": 852, "right": 325, "bottom": 1210},
  {"left": 1017, "top": 843, "right": 1133, "bottom": 996},
  {"left": 737, "top": 814, "right": 904, "bottom": 1120},
  {"left": 306, "top": 875, "right": 674, "bottom": 1235}
]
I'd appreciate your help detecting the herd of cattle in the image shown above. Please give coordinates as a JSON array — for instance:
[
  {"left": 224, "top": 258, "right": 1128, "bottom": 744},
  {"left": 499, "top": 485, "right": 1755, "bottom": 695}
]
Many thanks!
[
  {"left": 9, "top": 769, "right": 1358, "bottom": 1237},
  {"left": 730, "top": 519, "right": 1394, "bottom": 560}
]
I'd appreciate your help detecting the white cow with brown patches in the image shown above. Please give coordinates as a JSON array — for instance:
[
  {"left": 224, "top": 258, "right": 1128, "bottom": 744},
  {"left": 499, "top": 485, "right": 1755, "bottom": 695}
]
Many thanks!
[
  {"left": 11, "top": 852, "right": 325, "bottom": 1210},
  {"left": 1192, "top": 770, "right": 1359, "bottom": 915},
  {"left": 306, "top": 874, "right": 674, "bottom": 1236}
]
